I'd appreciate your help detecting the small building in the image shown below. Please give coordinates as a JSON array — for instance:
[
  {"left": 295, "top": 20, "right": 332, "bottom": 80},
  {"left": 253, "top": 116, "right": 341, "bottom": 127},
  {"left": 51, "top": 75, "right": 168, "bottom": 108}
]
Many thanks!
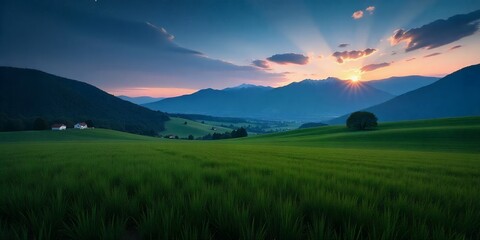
[
  {"left": 74, "top": 122, "right": 88, "bottom": 129},
  {"left": 51, "top": 124, "right": 66, "bottom": 131}
]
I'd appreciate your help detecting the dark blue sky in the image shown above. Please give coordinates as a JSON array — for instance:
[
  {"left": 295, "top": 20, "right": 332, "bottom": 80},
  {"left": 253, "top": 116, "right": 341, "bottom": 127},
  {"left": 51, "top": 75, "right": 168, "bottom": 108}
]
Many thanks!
[{"left": 1, "top": 0, "right": 479, "bottom": 96}]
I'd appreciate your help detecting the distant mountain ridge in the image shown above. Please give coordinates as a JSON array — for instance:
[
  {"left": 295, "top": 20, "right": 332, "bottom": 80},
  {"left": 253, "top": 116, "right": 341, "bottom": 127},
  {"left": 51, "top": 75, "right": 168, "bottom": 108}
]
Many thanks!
[
  {"left": 144, "top": 77, "right": 394, "bottom": 121},
  {"left": 364, "top": 76, "right": 439, "bottom": 95},
  {"left": 330, "top": 64, "right": 480, "bottom": 124},
  {"left": 117, "top": 95, "right": 164, "bottom": 105},
  {"left": 0, "top": 67, "right": 169, "bottom": 135},
  {"left": 224, "top": 83, "right": 272, "bottom": 91}
]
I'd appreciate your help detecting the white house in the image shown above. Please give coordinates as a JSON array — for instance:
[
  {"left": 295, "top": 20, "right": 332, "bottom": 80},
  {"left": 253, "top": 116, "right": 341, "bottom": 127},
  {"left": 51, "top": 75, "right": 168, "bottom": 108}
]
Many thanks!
[
  {"left": 51, "top": 124, "right": 66, "bottom": 131},
  {"left": 74, "top": 122, "right": 88, "bottom": 129}
]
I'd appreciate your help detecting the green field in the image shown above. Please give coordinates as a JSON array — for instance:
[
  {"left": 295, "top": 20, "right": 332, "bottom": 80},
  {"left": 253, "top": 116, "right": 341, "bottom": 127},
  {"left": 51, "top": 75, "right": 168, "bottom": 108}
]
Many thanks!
[
  {"left": 0, "top": 117, "right": 479, "bottom": 239},
  {"left": 162, "top": 117, "right": 232, "bottom": 138}
]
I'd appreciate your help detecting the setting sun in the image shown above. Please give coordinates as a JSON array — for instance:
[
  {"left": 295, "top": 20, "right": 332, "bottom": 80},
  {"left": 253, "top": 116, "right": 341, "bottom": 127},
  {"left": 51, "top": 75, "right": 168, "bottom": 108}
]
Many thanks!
[{"left": 350, "top": 75, "right": 360, "bottom": 82}]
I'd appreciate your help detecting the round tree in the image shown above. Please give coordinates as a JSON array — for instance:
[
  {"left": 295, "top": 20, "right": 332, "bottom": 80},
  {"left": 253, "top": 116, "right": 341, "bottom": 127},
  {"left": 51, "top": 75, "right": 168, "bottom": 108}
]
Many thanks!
[
  {"left": 33, "top": 117, "right": 48, "bottom": 130},
  {"left": 346, "top": 111, "right": 378, "bottom": 130}
]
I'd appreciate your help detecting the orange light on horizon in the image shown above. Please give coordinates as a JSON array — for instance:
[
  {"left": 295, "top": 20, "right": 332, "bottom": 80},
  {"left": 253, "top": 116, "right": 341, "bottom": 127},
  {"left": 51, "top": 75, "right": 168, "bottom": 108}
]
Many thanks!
[
  {"left": 108, "top": 87, "right": 197, "bottom": 98},
  {"left": 349, "top": 75, "right": 360, "bottom": 82}
]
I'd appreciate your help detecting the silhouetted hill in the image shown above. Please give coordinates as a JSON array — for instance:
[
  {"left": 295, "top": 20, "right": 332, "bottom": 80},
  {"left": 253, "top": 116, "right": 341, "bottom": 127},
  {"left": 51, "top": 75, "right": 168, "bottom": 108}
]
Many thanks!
[
  {"left": 117, "top": 95, "right": 164, "bottom": 105},
  {"left": 330, "top": 64, "right": 480, "bottom": 124},
  {"left": 144, "top": 78, "right": 393, "bottom": 121},
  {"left": 365, "top": 76, "right": 439, "bottom": 95},
  {"left": 0, "top": 67, "right": 169, "bottom": 135}
]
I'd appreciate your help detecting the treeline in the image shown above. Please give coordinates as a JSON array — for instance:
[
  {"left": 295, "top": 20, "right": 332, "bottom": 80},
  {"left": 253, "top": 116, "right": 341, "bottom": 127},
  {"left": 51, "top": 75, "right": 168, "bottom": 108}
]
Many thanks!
[
  {"left": 0, "top": 114, "right": 160, "bottom": 136},
  {"left": 168, "top": 113, "right": 247, "bottom": 123},
  {"left": 200, "top": 127, "right": 248, "bottom": 140}
]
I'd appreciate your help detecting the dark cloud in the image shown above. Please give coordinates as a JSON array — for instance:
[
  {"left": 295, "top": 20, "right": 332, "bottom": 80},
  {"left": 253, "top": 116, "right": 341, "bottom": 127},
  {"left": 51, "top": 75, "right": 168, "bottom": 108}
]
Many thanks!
[
  {"left": 252, "top": 60, "right": 270, "bottom": 69},
  {"left": 332, "top": 48, "right": 376, "bottom": 63},
  {"left": 390, "top": 10, "right": 480, "bottom": 52},
  {"left": 267, "top": 53, "right": 309, "bottom": 65},
  {"left": 0, "top": 1, "right": 282, "bottom": 89},
  {"left": 450, "top": 45, "right": 462, "bottom": 50},
  {"left": 361, "top": 62, "right": 390, "bottom": 72},
  {"left": 406, "top": 58, "right": 416, "bottom": 62},
  {"left": 423, "top": 52, "right": 442, "bottom": 58},
  {"left": 338, "top": 43, "right": 349, "bottom": 48}
]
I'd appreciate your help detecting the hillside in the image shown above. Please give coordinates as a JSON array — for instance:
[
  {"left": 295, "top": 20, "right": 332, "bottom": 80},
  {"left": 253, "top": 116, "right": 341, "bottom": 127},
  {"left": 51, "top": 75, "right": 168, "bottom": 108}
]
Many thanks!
[
  {"left": 0, "top": 67, "right": 169, "bottom": 135},
  {"left": 1, "top": 116, "right": 479, "bottom": 239},
  {"left": 330, "top": 64, "right": 480, "bottom": 124},
  {"left": 249, "top": 116, "right": 480, "bottom": 153},
  {"left": 145, "top": 78, "right": 393, "bottom": 121},
  {"left": 364, "top": 75, "right": 438, "bottom": 95},
  {"left": 0, "top": 128, "right": 159, "bottom": 143}
]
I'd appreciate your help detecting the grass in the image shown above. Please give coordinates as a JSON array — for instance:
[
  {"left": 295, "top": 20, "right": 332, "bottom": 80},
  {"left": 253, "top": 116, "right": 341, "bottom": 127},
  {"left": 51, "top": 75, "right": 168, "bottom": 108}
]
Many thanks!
[
  {"left": 0, "top": 117, "right": 479, "bottom": 239},
  {"left": 162, "top": 117, "right": 232, "bottom": 138}
]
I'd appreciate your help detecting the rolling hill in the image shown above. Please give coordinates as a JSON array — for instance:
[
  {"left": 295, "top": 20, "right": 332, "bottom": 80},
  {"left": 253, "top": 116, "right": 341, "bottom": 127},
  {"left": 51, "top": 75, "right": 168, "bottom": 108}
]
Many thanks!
[
  {"left": 364, "top": 75, "right": 439, "bottom": 95},
  {"left": 162, "top": 117, "right": 232, "bottom": 138},
  {"left": 0, "top": 67, "right": 169, "bottom": 135},
  {"left": 1, "top": 116, "right": 479, "bottom": 239},
  {"left": 144, "top": 78, "right": 394, "bottom": 121},
  {"left": 330, "top": 64, "right": 480, "bottom": 124}
]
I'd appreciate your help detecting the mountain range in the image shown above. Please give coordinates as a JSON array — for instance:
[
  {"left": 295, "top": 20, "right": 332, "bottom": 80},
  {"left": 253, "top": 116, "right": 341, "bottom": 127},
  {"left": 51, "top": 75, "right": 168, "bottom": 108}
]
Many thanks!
[
  {"left": 144, "top": 77, "right": 395, "bottom": 121},
  {"left": 364, "top": 76, "right": 439, "bottom": 95},
  {"left": 0, "top": 67, "right": 169, "bottom": 135},
  {"left": 117, "top": 96, "right": 164, "bottom": 105},
  {"left": 330, "top": 64, "right": 480, "bottom": 123}
]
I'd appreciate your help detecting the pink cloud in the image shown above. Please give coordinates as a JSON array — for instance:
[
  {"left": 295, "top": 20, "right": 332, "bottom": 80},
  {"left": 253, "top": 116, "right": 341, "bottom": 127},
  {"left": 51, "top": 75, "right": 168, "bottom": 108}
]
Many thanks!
[
  {"left": 361, "top": 62, "right": 391, "bottom": 72},
  {"left": 332, "top": 48, "right": 376, "bottom": 63},
  {"left": 352, "top": 10, "right": 364, "bottom": 20},
  {"left": 449, "top": 45, "right": 462, "bottom": 50},
  {"left": 366, "top": 6, "right": 375, "bottom": 14},
  {"left": 423, "top": 52, "right": 442, "bottom": 58}
]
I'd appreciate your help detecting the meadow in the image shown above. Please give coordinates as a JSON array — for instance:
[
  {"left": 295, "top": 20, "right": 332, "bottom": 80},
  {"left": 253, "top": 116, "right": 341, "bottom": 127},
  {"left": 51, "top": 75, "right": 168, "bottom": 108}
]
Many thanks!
[
  {"left": 0, "top": 117, "right": 479, "bottom": 239},
  {"left": 162, "top": 117, "right": 232, "bottom": 138}
]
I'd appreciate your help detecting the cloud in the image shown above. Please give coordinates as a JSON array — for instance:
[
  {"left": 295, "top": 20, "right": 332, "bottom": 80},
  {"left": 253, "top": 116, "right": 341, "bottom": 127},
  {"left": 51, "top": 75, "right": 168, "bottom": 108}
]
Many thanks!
[
  {"left": 352, "top": 10, "right": 364, "bottom": 20},
  {"left": 450, "top": 45, "right": 462, "bottom": 50},
  {"left": 145, "top": 22, "right": 174, "bottom": 41},
  {"left": 267, "top": 53, "right": 309, "bottom": 65},
  {"left": 391, "top": 51, "right": 397, "bottom": 55},
  {"left": 361, "top": 62, "right": 391, "bottom": 72},
  {"left": 332, "top": 48, "right": 376, "bottom": 63},
  {"left": 390, "top": 10, "right": 480, "bottom": 52},
  {"left": 0, "top": 1, "right": 283, "bottom": 90},
  {"left": 338, "top": 43, "right": 349, "bottom": 48},
  {"left": 366, "top": 6, "right": 375, "bottom": 14},
  {"left": 406, "top": 58, "right": 416, "bottom": 62},
  {"left": 252, "top": 60, "right": 271, "bottom": 69},
  {"left": 423, "top": 52, "right": 442, "bottom": 58}
]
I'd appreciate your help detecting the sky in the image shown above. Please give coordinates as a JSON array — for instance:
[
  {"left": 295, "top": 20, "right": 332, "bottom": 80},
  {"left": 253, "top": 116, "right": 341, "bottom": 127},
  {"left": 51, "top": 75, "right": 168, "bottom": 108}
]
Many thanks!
[{"left": 1, "top": 0, "right": 480, "bottom": 97}]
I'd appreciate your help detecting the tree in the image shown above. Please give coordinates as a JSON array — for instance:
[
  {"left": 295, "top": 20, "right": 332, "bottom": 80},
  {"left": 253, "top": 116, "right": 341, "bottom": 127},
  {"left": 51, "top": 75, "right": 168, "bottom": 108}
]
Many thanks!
[
  {"left": 346, "top": 111, "right": 378, "bottom": 130},
  {"left": 33, "top": 117, "right": 48, "bottom": 130},
  {"left": 232, "top": 127, "right": 248, "bottom": 138},
  {"left": 188, "top": 134, "right": 194, "bottom": 140},
  {"left": 85, "top": 120, "right": 94, "bottom": 128},
  {"left": 236, "top": 127, "right": 248, "bottom": 137}
]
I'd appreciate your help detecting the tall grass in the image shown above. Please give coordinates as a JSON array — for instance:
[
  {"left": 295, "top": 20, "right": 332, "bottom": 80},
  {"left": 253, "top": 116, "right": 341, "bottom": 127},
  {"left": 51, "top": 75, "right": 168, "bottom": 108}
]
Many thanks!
[{"left": 0, "top": 117, "right": 479, "bottom": 239}]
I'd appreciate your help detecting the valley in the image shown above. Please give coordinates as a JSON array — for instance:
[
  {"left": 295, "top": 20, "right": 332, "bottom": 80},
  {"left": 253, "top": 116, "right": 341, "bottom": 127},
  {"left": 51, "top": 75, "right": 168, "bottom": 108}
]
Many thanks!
[{"left": 1, "top": 117, "right": 479, "bottom": 239}]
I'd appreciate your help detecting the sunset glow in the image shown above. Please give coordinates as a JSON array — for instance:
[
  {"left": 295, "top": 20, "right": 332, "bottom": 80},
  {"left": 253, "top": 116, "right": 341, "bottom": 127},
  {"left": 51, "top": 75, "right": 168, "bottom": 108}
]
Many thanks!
[
  {"left": 350, "top": 75, "right": 360, "bottom": 82},
  {"left": 0, "top": 1, "right": 479, "bottom": 97},
  {"left": 108, "top": 87, "right": 197, "bottom": 98}
]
